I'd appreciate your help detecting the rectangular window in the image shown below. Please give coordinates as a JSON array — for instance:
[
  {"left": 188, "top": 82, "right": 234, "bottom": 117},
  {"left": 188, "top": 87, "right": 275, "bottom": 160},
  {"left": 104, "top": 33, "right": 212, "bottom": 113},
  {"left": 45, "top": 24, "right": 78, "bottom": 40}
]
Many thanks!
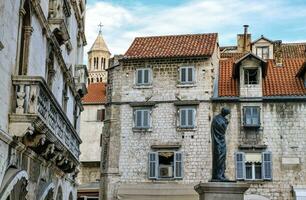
[
  {"left": 148, "top": 151, "right": 183, "bottom": 180},
  {"left": 244, "top": 68, "right": 259, "bottom": 85},
  {"left": 136, "top": 68, "right": 151, "bottom": 85},
  {"left": 235, "top": 152, "right": 272, "bottom": 181},
  {"left": 179, "top": 107, "right": 196, "bottom": 128},
  {"left": 256, "top": 46, "right": 269, "bottom": 59},
  {"left": 134, "top": 108, "right": 151, "bottom": 128},
  {"left": 243, "top": 106, "right": 260, "bottom": 127},
  {"left": 97, "top": 109, "right": 105, "bottom": 121},
  {"left": 180, "top": 66, "right": 195, "bottom": 84}
]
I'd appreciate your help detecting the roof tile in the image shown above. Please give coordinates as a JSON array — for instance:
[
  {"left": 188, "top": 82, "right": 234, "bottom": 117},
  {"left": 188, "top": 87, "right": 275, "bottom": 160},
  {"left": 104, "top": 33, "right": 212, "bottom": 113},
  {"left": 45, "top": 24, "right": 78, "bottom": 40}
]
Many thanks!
[
  {"left": 124, "top": 33, "right": 218, "bottom": 59},
  {"left": 82, "top": 83, "right": 106, "bottom": 104}
]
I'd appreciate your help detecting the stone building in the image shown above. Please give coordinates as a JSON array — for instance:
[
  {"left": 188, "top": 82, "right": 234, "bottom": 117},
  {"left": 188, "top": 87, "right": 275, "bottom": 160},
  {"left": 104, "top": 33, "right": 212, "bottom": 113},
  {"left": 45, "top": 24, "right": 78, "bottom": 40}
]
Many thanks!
[
  {"left": 87, "top": 31, "right": 111, "bottom": 84},
  {"left": 77, "top": 31, "right": 109, "bottom": 199},
  {"left": 102, "top": 26, "right": 306, "bottom": 200},
  {"left": 77, "top": 80, "right": 107, "bottom": 199},
  {"left": 0, "top": 0, "right": 87, "bottom": 199}
]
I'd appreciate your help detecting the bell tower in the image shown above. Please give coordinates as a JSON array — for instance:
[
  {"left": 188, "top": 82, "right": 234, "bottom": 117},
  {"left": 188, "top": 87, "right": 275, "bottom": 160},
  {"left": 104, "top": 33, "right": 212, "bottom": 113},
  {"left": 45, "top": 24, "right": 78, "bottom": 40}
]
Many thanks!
[{"left": 87, "top": 24, "right": 111, "bottom": 83}]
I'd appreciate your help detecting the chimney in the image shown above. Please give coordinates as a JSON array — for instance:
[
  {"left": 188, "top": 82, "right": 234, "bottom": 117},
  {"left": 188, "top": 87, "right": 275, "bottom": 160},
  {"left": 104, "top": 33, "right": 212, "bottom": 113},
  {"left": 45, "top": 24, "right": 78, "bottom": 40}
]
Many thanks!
[
  {"left": 274, "top": 40, "right": 283, "bottom": 67},
  {"left": 237, "top": 25, "right": 251, "bottom": 53}
]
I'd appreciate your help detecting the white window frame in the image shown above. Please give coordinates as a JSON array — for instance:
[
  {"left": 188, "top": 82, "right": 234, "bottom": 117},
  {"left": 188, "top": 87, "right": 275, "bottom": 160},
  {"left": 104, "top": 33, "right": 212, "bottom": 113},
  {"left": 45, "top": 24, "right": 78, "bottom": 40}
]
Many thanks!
[
  {"left": 179, "top": 107, "right": 196, "bottom": 128},
  {"left": 244, "top": 68, "right": 259, "bottom": 85},
  {"left": 134, "top": 108, "right": 151, "bottom": 129},
  {"left": 135, "top": 68, "right": 152, "bottom": 86},
  {"left": 179, "top": 66, "right": 195, "bottom": 84},
  {"left": 235, "top": 151, "right": 272, "bottom": 181},
  {"left": 256, "top": 46, "right": 269, "bottom": 59},
  {"left": 245, "top": 162, "right": 262, "bottom": 180},
  {"left": 148, "top": 151, "right": 183, "bottom": 180}
]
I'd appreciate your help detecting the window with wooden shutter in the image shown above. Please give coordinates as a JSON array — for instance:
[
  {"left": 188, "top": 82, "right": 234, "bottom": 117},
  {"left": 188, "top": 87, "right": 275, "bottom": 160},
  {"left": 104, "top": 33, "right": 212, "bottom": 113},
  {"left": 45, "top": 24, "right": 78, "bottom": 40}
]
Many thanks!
[
  {"left": 101, "top": 109, "right": 105, "bottom": 121},
  {"left": 148, "top": 152, "right": 158, "bottom": 179},
  {"left": 262, "top": 152, "right": 272, "bottom": 180},
  {"left": 174, "top": 152, "right": 183, "bottom": 179},
  {"left": 179, "top": 107, "right": 196, "bottom": 128},
  {"left": 235, "top": 152, "right": 245, "bottom": 180},
  {"left": 136, "top": 68, "right": 152, "bottom": 85},
  {"left": 134, "top": 108, "right": 151, "bottom": 128},
  {"left": 243, "top": 106, "right": 260, "bottom": 127},
  {"left": 97, "top": 109, "right": 102, "bottom": 121},
  {"left": 180, "top": 66, "right": 195, "bottom": 84}
]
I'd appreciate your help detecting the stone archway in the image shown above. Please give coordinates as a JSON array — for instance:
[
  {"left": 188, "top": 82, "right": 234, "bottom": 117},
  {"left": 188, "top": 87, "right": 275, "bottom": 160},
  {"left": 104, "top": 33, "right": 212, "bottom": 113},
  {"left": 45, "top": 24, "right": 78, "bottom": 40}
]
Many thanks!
[
  {"left": 38, "top": 182, "right": 55, "bottom": 200},
  {"left": 0, "top": 168, "right": 29, "bottom": 200},
  {"left": 245, "top": 194, "right": 270, "bottom": 200}
]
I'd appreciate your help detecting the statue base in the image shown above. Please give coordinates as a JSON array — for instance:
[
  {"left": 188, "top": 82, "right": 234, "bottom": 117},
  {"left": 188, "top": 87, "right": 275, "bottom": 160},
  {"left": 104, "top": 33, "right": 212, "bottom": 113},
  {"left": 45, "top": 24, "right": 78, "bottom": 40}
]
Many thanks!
[{"left": 194, "top": 182, "right": 250, "bottom": 200}]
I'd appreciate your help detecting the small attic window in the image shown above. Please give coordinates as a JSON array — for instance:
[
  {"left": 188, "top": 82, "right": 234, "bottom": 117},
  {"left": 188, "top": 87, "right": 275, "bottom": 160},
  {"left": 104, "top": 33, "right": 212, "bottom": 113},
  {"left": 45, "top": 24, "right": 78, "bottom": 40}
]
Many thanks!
[
  {"left": 256, "top": 46, "right": 269, "bottom": 59},
  {"left": 244, "top": 68, "right": 259, "bottom": 85}
]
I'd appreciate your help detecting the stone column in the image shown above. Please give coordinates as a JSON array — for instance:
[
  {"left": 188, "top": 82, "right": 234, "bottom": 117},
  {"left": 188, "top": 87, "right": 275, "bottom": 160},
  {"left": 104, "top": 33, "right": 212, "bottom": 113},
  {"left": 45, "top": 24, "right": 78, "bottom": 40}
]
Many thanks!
[
  {"left": 194, "top": 182, "right": 250, "bottom": 200},
  {"left": 21, "top": 26, "right": 33, "bottom": 75}
]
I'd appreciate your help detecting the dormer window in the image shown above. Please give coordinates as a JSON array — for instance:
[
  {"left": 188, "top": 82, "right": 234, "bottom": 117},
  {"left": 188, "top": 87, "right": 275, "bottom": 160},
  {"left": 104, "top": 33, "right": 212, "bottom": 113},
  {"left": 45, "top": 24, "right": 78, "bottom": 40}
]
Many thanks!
[
  {"left": 244, "top": 68, "right": 259, "bottom": 85},
  {"left": 256, "top": 46, "right": 269, "bottom": 59}
]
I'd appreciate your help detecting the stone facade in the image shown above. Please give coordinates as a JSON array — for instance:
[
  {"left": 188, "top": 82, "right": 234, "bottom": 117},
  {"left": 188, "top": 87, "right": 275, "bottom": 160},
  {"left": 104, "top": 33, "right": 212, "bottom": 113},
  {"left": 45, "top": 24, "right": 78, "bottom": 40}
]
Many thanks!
[
  {"left": 0, "top": 0, "right": 87, "bottom": 199},
  {"left": 102, "top": 29, "right": 306, "bottom": 200},
  {"left": 77, "top": 33, "right": 109, "bottom": 199}
]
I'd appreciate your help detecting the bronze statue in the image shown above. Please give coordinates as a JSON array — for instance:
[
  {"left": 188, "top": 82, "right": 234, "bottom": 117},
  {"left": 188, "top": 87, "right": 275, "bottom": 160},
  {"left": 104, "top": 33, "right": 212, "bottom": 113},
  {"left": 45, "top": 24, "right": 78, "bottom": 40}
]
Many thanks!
[{"left": 211, "top": 108, "right": 230, "bottom": 181}]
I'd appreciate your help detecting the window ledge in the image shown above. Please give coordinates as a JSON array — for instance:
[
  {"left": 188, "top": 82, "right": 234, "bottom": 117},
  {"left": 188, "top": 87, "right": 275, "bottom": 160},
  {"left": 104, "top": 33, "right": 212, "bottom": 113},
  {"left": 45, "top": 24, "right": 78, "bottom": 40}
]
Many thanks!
[
  {"left": 176, "top": 83, "right": 196, "bottom": 88},
  {"left": 177, "top": 127, "right": 197, "bottom": 132},
  {"left": 133, "top": 85, "right": 153, "bottom": 89},
  {"left": 238, "top": 180, "right": 271, "bottom": 183},
  {"left": 149, "top": 178, "right": 183, "bottom": 182},
  {"left": 132, "top": 128, "right": 152, "bottom": 132}
]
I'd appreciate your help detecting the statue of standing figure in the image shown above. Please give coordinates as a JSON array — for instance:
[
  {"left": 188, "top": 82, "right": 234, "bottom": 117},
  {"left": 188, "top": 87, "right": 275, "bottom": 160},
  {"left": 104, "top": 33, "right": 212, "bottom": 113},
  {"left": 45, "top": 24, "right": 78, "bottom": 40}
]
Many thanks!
[{"left": 211, "top": 108, "right": 231, "bottom": 181}]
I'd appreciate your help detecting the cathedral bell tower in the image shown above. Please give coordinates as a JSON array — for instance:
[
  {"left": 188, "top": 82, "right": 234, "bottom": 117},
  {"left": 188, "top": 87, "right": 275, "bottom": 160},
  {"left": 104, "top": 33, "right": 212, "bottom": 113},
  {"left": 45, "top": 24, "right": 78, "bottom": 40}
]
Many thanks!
[{"left": 87, "top": 25, "right": 111, "bottom": 83}]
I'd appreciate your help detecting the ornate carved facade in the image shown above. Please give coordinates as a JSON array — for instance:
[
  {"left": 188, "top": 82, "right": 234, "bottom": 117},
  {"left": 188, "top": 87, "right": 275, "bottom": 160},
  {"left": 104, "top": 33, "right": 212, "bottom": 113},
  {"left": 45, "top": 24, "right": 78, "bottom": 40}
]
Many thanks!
[{"left": 0, "top": 0, "right": 87, "bottom": 199}]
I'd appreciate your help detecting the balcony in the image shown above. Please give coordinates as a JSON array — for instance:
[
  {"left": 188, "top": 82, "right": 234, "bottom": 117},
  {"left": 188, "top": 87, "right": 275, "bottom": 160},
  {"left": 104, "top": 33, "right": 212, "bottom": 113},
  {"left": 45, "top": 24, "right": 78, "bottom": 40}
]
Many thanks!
[
  {"left": 9, "top": 76, "right": 81, "bottom": 173},
  {"left": 48, "top": 18, "right": 70, "bottom": 45}
]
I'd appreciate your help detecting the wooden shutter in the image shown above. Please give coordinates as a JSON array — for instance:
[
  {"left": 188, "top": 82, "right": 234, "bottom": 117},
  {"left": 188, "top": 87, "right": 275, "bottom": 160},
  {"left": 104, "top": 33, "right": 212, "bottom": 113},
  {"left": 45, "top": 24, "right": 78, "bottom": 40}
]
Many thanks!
[
  {"left": 136, "top": 70, "right": 143, "bottom": 84},
  {"left": 187, "top": 67, "right": 193, "bottom": 82},
  {"left": 143, "top": 110, "right": 149, "bottom": 128},
  {"left": 144, "top": 69, "right": 149, "bottom": 84},
  {"left": 101, "top": 109, "right": 105, "bottom": 121},
  {"left": 148, "top": 152, "right": 158, "bottom": 179},
  {"left": 180, "top": 109, "right": 187, "bottom": 127},
  {"left": 235, "top": 152, "right": 245, "bottom": 180},
  {"left": 187, "top": 109, "right": 193, "bottom": 127},
  {"left": 97, "top": 109, "right": 102, "bottom": 121},
  {"left": 135, "top": 110, "right": 142, "bottom": 127},
  {"left": 262, "top": 152, "right": 272, "bottom": 180},
  {"left": 180, "top": 68, "right": 186, "bottom": 83},
  {"left": 174, "top": 152, "right": 183, "bottom": 179}
]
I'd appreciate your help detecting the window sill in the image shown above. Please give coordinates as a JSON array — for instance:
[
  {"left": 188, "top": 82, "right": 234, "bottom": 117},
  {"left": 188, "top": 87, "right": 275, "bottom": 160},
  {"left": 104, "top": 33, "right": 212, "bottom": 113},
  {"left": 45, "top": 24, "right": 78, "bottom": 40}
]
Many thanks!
[
  {"left": 132, "top": 128, "right": 152, "bottom": 132},
  {"left": 243, "top": 125, "right": 261, "bottom": 129},
  {"left": 238, "top": 179, "right": 271, "bottom": 183},
  {"left": 149, "top": 178, "right": 183, "bottom": 182},
  {"left": 133, "top": 85, "right": 153, "bottom": 89},
  {"left": 176, "top": 83, "right": 196, "bottom": 88},
  {"left": 177, "top": 127, "right": 197, "bottom": 132}
]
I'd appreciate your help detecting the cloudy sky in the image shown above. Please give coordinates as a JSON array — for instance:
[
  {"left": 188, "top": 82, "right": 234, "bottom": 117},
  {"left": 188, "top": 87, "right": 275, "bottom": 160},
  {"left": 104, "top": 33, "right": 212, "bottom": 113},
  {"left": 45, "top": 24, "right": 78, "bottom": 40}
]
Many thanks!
[{"left": 84, "top": 0, "right": 306, "bottom": 60}]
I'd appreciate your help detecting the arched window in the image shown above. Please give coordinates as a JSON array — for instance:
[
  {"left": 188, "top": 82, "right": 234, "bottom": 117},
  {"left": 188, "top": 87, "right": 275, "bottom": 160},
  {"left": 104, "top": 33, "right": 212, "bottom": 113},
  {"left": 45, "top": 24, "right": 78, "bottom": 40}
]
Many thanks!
[
  {"left": 96, "top": 57, "right": 99, "bottom": 69},
  {"left": 96, "top": 77, "right": 99, "bottom": 82},
  {"left": 18, "top": 0, "right": 33, "bottom": 75},
  {"left": 88, "top": 78, "right": 90, "bottom": 84},
  {"left": 56, "top": 186, "right": 62, "bottom": 200},
  {"left": 100, "top": 77, "right": 103, "bottom": 82}
]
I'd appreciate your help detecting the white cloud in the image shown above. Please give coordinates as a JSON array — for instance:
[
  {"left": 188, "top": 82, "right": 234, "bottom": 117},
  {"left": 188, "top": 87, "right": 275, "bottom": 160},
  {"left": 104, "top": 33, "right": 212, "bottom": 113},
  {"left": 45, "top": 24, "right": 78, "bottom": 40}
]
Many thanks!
[{"left": 84, "top": 0, "right": 306, "bottom": 62}]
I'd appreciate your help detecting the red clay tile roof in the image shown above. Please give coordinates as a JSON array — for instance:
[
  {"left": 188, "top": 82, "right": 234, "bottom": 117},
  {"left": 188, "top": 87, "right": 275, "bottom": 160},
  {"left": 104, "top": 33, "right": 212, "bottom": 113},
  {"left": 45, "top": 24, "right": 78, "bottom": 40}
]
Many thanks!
[
  {"left": 82, "top": 82, "right": 106, "bottom": 104},
  {"left": 124, "top": 33, "right": 218, "bottom": 59},
  {"left": 263, "top": 59, "right": 306, "bottom": 96},
  {"left": 219, "top": 43, "right": 306, "bottom": 97}
]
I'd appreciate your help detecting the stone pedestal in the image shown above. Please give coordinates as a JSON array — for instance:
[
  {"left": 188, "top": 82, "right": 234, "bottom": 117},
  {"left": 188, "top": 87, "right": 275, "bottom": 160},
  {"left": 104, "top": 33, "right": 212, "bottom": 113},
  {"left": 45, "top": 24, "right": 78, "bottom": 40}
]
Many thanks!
[{"left": 194, "top": 182, "right": 250, "bottom": 200}]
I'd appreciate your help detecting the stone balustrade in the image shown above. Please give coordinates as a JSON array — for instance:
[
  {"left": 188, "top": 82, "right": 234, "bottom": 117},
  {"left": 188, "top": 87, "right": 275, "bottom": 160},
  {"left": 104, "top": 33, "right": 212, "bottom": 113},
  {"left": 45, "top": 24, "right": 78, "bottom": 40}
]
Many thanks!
[{"left": 9, "top": 76, "right": 81, "bottom": 172}]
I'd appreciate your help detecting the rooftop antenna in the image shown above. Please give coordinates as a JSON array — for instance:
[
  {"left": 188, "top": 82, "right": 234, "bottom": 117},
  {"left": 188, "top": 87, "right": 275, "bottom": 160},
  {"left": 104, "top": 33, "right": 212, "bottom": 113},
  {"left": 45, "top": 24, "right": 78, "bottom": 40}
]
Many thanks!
[{"left": 98, "top": 22, "right": 103, "bottom": 34}]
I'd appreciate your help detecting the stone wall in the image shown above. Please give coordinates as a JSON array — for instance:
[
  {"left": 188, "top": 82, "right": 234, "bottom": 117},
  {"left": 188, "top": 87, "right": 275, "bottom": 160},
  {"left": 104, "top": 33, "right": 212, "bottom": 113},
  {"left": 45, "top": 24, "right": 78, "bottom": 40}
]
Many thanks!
[
  {"left": 80, "top": 104, "right": 104, "bottom": 162},
  {"left": 213, "top": 101, "right": 306, "bottom": 200},
  {"left": 78, "top": 162, "right": 100, "bottom": 184}
]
